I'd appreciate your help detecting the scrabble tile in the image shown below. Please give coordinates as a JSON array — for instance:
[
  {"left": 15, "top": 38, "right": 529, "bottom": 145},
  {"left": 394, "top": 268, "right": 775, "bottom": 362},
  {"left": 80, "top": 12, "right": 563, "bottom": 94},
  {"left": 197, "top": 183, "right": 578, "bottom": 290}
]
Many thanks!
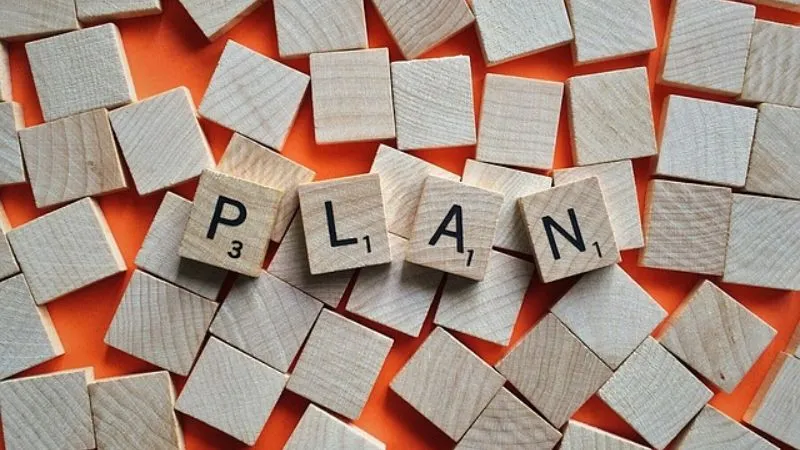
[
  {"left": 0, "top": 205, "right": 19, "bottom": 281},
  {"left": 476, "top": 74, "right": 563, "bottom": 171},
  {"left": 26, "top": 24, "right": 135, "bottom": 122},
  {"left": 0, "top": 0, "right": 78, "bottom": 41},
  {"left": 310, "top": 48, "right": 395, "bottom": 144},
  {"left": 675, "top": 404, "right": 777, "bottom": 450},
  {"left": 346, "top": 233, "right": 442, "bottom": 337},
  {"left": 7, "top": 198, "right": 125, "bottom": 304},
  {"left": 105, "top": 270, "right": 218, "bottom": 375},
  {"left": 0, "top": 274, "right": 63, "bottom": 380},
  {"left": 110, "top": 87, "right": 214, "bottom": 196},
  {"left": 274, "top": 0, "right": 367, "bottom": 58},
  {"left": 298, "top": 173, "right": 391, "bottom": 274},
  {"left": 199, "top": 41, "right": 309, "bottom": 151},
  {"left": 748, "top": 0, "right": 800, "bottom": 10},
  {"left": 462, "top": 159, "right": 552, "bottom": 254},
  {"left": 496, "top": 313, "right": 612, "bottom": 428},
  {"left": 745, "top": 103, "right": 800, "bottom": 200},
  {"left": 741, "top": 20, "right": 800, "bottom": 108},
  {"left": 566, "top": 0, "right": 656, "bottom": 65},
  {"left": 561, "top": 420, "right": 649, "bottom": 450},
  {"left": 519, "top": 177, "right": 620, "bottom": 283},
  {"left": 473, "top": 0, "right": 573, "bottom": 66},
  {"left": 456, "top": 388, "right": 561, "bottom": 450},
  {"left": 391, "top": 56, "right": 476, "bottom": 150},
  {"left": 287, "top": 310, "right": 393, "bottom": 420},
  {"left": 0, "top": 43, "right": 10, "bottom": 101},
  {"left": 19, "top": 109, "right": 127, "bottom": 208},
  {"left": 567, "top": 67, "right": 657, "bottom": 166},
  {"left": 552, "top": 265, "right": 666, "bottom": 370},
  {"left": 640, "top": 180, "right": 732, "bottom": 276},
  {"left": 789, "top": 323, "right": 800, "bottom": 359},
  {"left": 391, "top": 327, "right": 505, "bottom": 441},
  {"left": 554, "top": 160, "right": 643, "bottom": 251},
  {"left": 175, "top": 337, "right": 288, "bottom": 446},
  {"left": 598, "top": 337, "right": 713, "bottom": 450},
  {"left": 177, "top": 0, "right": 263, "bottom": 41},
  {"left": 285, "top": 404, "right": 385, "bottom": 450},
  {"left": 0, "top": 368, "right": 95, "bottom": 450},
  {"left": 407, "top": 176, "right": 503, "bottom": 281},
  {"left": 88, "top": 371, "right": 183, "bottom": 450},
  {"left": 723, "top": 194, "right": 800, "bottom": 290},
  {"left": 0, "top": 102, "right": 25, "bottom": 186},
  {"left": 371, "top": 0, "right": 474, "bottom": 60},
  {"left": 180, "top": 170, "right": 282, "bottom": 277},
  {"left": 76, "top": 0, "right": 162, "bottom": 22},
  {"left": 369, "top": 144, "right": 460, "bottom": 238},
  {"left": 210, "top": 271, "right": 323, "bottom": 373},
  {"left": 744, "top": 353, "right": 800, "bottom": 449}
]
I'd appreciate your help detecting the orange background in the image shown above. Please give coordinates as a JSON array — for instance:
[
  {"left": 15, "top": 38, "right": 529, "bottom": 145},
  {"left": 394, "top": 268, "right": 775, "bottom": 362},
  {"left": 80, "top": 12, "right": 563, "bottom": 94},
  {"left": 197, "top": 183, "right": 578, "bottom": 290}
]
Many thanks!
[{"left": 2, "top": 1, "right": 800, "bottom": 449}]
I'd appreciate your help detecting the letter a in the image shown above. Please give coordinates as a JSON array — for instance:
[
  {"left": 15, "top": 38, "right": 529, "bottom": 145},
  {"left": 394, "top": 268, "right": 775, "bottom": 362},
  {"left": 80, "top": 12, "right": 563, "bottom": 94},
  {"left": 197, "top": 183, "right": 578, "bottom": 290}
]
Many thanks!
[
  {"left": 207, "top": 196, "right": 247, "bottom": 239},
  {"left": 429, "top": 205, "right": 465, "bottom": 253},
  {"left": 542, "top": 208, "right": 586, "bottom": 260}
]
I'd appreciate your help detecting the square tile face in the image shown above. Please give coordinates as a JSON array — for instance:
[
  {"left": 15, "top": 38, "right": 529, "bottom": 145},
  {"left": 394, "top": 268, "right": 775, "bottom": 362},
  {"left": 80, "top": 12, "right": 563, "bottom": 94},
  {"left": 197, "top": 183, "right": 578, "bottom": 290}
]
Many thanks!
[
  {"left": 199, "top": 41, "right": 309, "bottom": 151},
  {"left": 568, "top": 67, "right": 657, "bottom": 166},
  {"left": 744, "top": 353, "right": 800, "bottom": 449},
  {"left": 745, "top": 103, "right": 800, "bottom": 200},
  {"left": 391, "top": 327, "right": 505, "bottom": 441},
  {"left": 391, "top": 56, "right": 476, "bottom": 150},
  {"left": 567, "top": 0, "right": 656, "bottom": 65},
  {"left": 0, "top": 102, "right": 25, "bottom": 186},
  {"left": 76, "top": 0, "right": 162, "bottom": 22},
  {"left": 742, "top": 20, "right": 800, "bottom": 107},
  {"left": 175, "top": 337, "right": 288, "bottom": 446},
  {"left": 0, "top": 0, "right": 78, "bottom": 41},
  {"left": 275, "top": 0, "right": 367, "bottom": 58},
  {"left": 723, "top": 194, "right": 800, "bottom": 290},
  {"left": 284, "top": 404, "right": 385, "bottom": 450},
  {"left": 177, "top": 0, "right": 262, "bottom": 40},
  {"left": 26, "top": 24, "right": 135, "bottom": 122},
  {"left": 561, "top": 421, "right": 649, "bottom": 450},
  {"left": 7, "top": 198, "right": 125, "bottom": 305},
  {"left": 476, "top": 74, "right": 563, "bottom": 171},
  {"left": 287, "top": 310, "right": 393, "bottom": 420},
  {"left": 310, "top": 48, "right": 395, "bottom": 144},
  {"left": 675, "top": 405, "right": 777, "bottom": 450}
]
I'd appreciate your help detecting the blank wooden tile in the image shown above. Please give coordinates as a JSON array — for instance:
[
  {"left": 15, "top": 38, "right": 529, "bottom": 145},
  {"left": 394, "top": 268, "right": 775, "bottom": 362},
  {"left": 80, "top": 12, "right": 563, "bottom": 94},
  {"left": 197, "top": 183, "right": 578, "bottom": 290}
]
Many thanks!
[
  {"left": 199, "top": 41, "right": 309, "bottom": 151},
  {"left": 175, "top": 337, "right": 288, "bottom": 446},
  {"left": 789, "top": 323, "right": 800, "bottom": 359},
  {"left": 210, "top": 271, "right": 323, "bottom": 372},
  {"left": 0, "top": 0, "right": 78, "bottom": 41},
  {"left": 285, "top": 404, "right": 385, "bottom": 450},
  {"left": 7, "top": 197, "right": 125, "bottom": 304},
  {"left": 391, "top": 327, "right": 505, "bottom": 441},
  {"left": 391, "top": 56, "right": 476, "bottom": 150},
  {"left": 567, "top": 67, "right": 657, "bottom": 166},
  {"left": 105, "top": 270, "right": 218, "bottom": 376},
  {"left": 723, "top": 194, "right": 800, "bottom": 290},
  {"left": 640, "top": 180, "right": 732, "bottom": 276},
  {"left": 744, "top": 353, "right": 800, "bottom": 449},
  {"left": 675, "top": 404, "right": 777, "bottom": 450},
  {"left": 0, "top": 205, "right": 18, "bottom": 281},
  {"left": 496, "top": 313, "right": 612, "bottom": 428},
  {"left": 745, "top": 103, "right": 800, "bottom": 200},
  {"left": 561, "top": 420, "right": 649, "bottom": 450},
  {"left": 177, "top": 0, "right": 263, "bottom": 41},
  {"left": 26, "top": 24, "right": 135, "bottom": 122},
  {"left": 274, "top": 0, "right": 366, "bottom": 58},
  {"left": 566, "top": 0, "right": 655, "bottom": 65},
  {"left": 0, "top": 368, "right": 95, "bottom": 450},
  {"left": 310, "top": 48, "right": 395, "bottom": 144},
  {"left": 462, "top": 159, "right": 552, "bottom": 254},
  {"left": 0, "top": 102, "right": 25, "bottom": 186},
  {"left": 76, "top": 0, "right": 162, "bottom": 22},
  {"left": 0, "top": 43, "right": 10, "bottom": 102},
  {"left": 89, "top": 371, "right": 183, "bottom": 450},
  {"left": 741, "top": 20, "right": 800, "bottom": 108}
]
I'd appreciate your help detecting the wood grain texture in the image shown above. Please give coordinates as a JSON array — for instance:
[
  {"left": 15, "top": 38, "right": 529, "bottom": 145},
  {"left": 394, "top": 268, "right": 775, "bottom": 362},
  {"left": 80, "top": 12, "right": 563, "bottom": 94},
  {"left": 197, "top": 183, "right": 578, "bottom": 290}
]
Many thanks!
[
  {"left": 0, "top": 0, "right": 78, "bottom": 41},
  {"left": 0, "top": 368, "right": 95, "bottom": 450},
  {"left": 789, "top": 323, "right": 800, "bottom": 359},
  {"left": 19, "top": 108, "right": 127, "bottom": 208},
  {"left": 210, "top": 271, "right": 323, "bottom": 373},
  {"left": 88, "top": 371, "right": 184, "bottom": 450},
  {"left": 0, "top": 43, "right": 10, "bottom": 101},
  {"left": 723, "top": 194, "right": 800, "bottom": 290},
  {"left": 741, "top": 20, "right": 800, "bottom": 107},
  {"left": 284, "top": 404, "right": 385, "bottom": 450},
  {"left": 391, "top": 56, "right": 476, "bottom": 150},
  {"left": 561, "top": 420, "right": 649, "bottom": 450},
  {"left": 26, "top": 24, "right": 135, "bottom": 122},
  {"left": 0, "top": 205, "right": 19, "bottom": 281},
  {"left": 275, "top": 0, "right": 367, "bottom": 58},
  {"left": 177, "top": 0, "right": 264, "bottom": 40},
  {"left": 0, "top": 102, "right": 25, "bottom": 186},
  {"left": 199, "top": 40, "right": 309, "bottom": 151},
  {"left": 76, "top": 0, "right": 162, "bottom": 22},
  {"left": 640, "top": 180, "right": 732, "bottom": 276},
  {"left": 104, "top": 270, "right": 218, "bottom": 376},
  {"left": 175, "top": 337, "right": 288, "bottom": 446},
  {"left": 745, "top": 103, "right": 800, "bottom": 199},
  {"left": 390, "top": 327, "right": 505, "bottom": 441},
  {"left": 566, "top": 0, "right": 656, "bottom": 65},
  {"left": 567, "top": 67, "right": 657, "bottom": 166},
  {"left": 7, "top": 197, "right": 125, "bottom": 305},
  {"left": 496, "top": 313, "right": 612, "bottom": 428},
  {"left": 674, "top": 404, "right": 777, "bottom": 450},
  {"left": 744, "top": 353, "right": 800, "bottom": 449}
]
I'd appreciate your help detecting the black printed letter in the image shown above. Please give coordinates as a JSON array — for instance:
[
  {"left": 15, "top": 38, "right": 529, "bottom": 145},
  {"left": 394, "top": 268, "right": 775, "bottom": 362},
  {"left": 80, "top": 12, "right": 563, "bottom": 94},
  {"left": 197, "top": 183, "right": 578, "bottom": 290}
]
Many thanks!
[
  {"left": 429, "top": 205, "right": 465, "bottom": 253},
  {"left": 542, "top": 208, "right": 585, "bottom": 260},
  {"left": 207, "top": 196, "right": 247, "bottom": 239},
  {"left": 326, "top": 201, "right": 357, "bottom": 248}
]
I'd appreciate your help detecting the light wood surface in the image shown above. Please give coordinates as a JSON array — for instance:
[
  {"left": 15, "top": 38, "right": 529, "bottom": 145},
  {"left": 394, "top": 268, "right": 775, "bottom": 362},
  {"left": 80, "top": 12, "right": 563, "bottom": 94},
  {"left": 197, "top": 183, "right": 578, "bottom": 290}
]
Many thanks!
[
  {"left": 0, "top": 0, "right": 78, "bottom": 41},
  {"left": 561, "top": 420, "right": 649, "bottom": 450},
  {"left": 741, "top": 20, "right": 800, "bottom": 107},
  {"left": 177, "top": 0, "right": 264, "bottom": 40},
  {"left": 0, "top": 102, "right": 24, "bottom": 187},
  {"left": 0, "top": 205, "right": 18, "bottom": 281},
  {"left": 749, "top": 0, "right": 800, "bottom": 10},
  {"left": 0, "top": 43, "right": 10, "bottom": 101},
  {"left": 744, "top": 353, "right": 800, "bottom": 449},
  {"left": 275, "top": 0, "right": 367, "bottom": 58},
  {"left": 284, "top": 404, "right": 385, "bottom": 450},
  {"left": 76, "top": 0, "right": 162, "bottom": 22},
  {"left": 675, "top": 404, "right": 777, "bottom": 450},
  {"left": 745, "top": 103, "right": 800, "bottom": 200},
  {"left": 788, "top": 323, "right": 800, "bottom": 358},
  {"left": 566, "top": 0, "right": 656, "bottom": 65}
]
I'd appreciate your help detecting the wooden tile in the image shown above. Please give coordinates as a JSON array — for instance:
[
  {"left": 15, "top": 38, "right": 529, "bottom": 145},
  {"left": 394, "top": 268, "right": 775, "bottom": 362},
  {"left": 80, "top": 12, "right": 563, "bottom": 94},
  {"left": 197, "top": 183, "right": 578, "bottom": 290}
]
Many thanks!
[
  {"left": 744, "top": 353, "right": 800, "bottom": 449},
  {"left": 26, "top": 24, "right": 135, "bottom": 122},
  {"left": 175, "top": 337, "right": 288, "bottom": 446},
  {"left": 284, "top": 404, "right": 385, "bottom": 450},
  {"left": 561, "top": 420, "right": 649, "bottom": 450},
  {"left": 391, "top": 56, "right": 476, "bottom": 150},
  {"left": 88, "top": 371, "right": 183, "bottom": 450},
  {"left": 105, "top": 270, "right": 218, "bottom": 376},
  {"left": 310, "top": 48, "right": 395, "bottom": 144},
  {"left": 496, "top": 313, "right": 612, "bottom": 428},
  {"left": 210, "top": 271, "right": 323, "bottom": 373},
  {"left": 747, "top": 0, "right": 800, "bottom": 10},
  {"left": 552, "top": 265, "right": 666, "bottom": 370},
  {"left": 640, "top": 180, "right": 732, "bottom": 276},
  {"left": 180, "top": 170, "right": 282, "bottom": 277},
  {"left": 177, "top": 0, "right": 263, "bottom": 41},
  {"left": 274, "top": 0, "right": 367, "bottom": 58},
  {"left": 0, "top": 368, "right": 95, "bottom": 450},
  {"left": 0, "top": 0, "right": 78, "bottom": 41},
  {"left": 76, "top": 0, "right": 162, "bottom": 22},
  {"left": 371, "top": 0, "right": 474, "bottom": 60},
  {"left": 199, "top": 41, "right": 309, "bottom": 151},
  {"left": 0, "top": 43, "right": 10, "bottom": 101},
  {"left": 369, "top": 144, "right": 460, "bottom": 238},
  {"left": 346, "top": 233, "right": 442, "bottom": 338},
  {"left": 0, "top": 205, "right": 19, "bottom": 281},
  {"left": 675, "top": 404, "right": 777, "bottom": 450},
  {"left": 7, "top": 197, "right": 125, "bottom": 305},
  {"left": 476, "top": 74, "right": 563, "bottom": 171},
  {"left": 390, "top": 327, "right": 505, "bottom": 441},
  {"left": 745, "top": 103, "right": 800, "bottom": 200},
  {"left": 566, "top": 0, "right": 656, "bottom": 65},
  {"left": 519, "top": 177, "right": 620, "bottom": 283},
  {"left": 0, "top": 102, "right": 25, "bottom": 186},
  {"left": 473, "top": 0, "right": 573, "bottom": 66},
  {"left": 741, "top": 20, "right": 800, "bottom": 108},
  {"left": 567, "top": 67, "right": 657, "bottom": 166},
  {"left": 789, "top": 322, "right": 800, "bottom": 359},
  {"left": 723, "top": 194, "right": 800, "bottom": 290}
]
